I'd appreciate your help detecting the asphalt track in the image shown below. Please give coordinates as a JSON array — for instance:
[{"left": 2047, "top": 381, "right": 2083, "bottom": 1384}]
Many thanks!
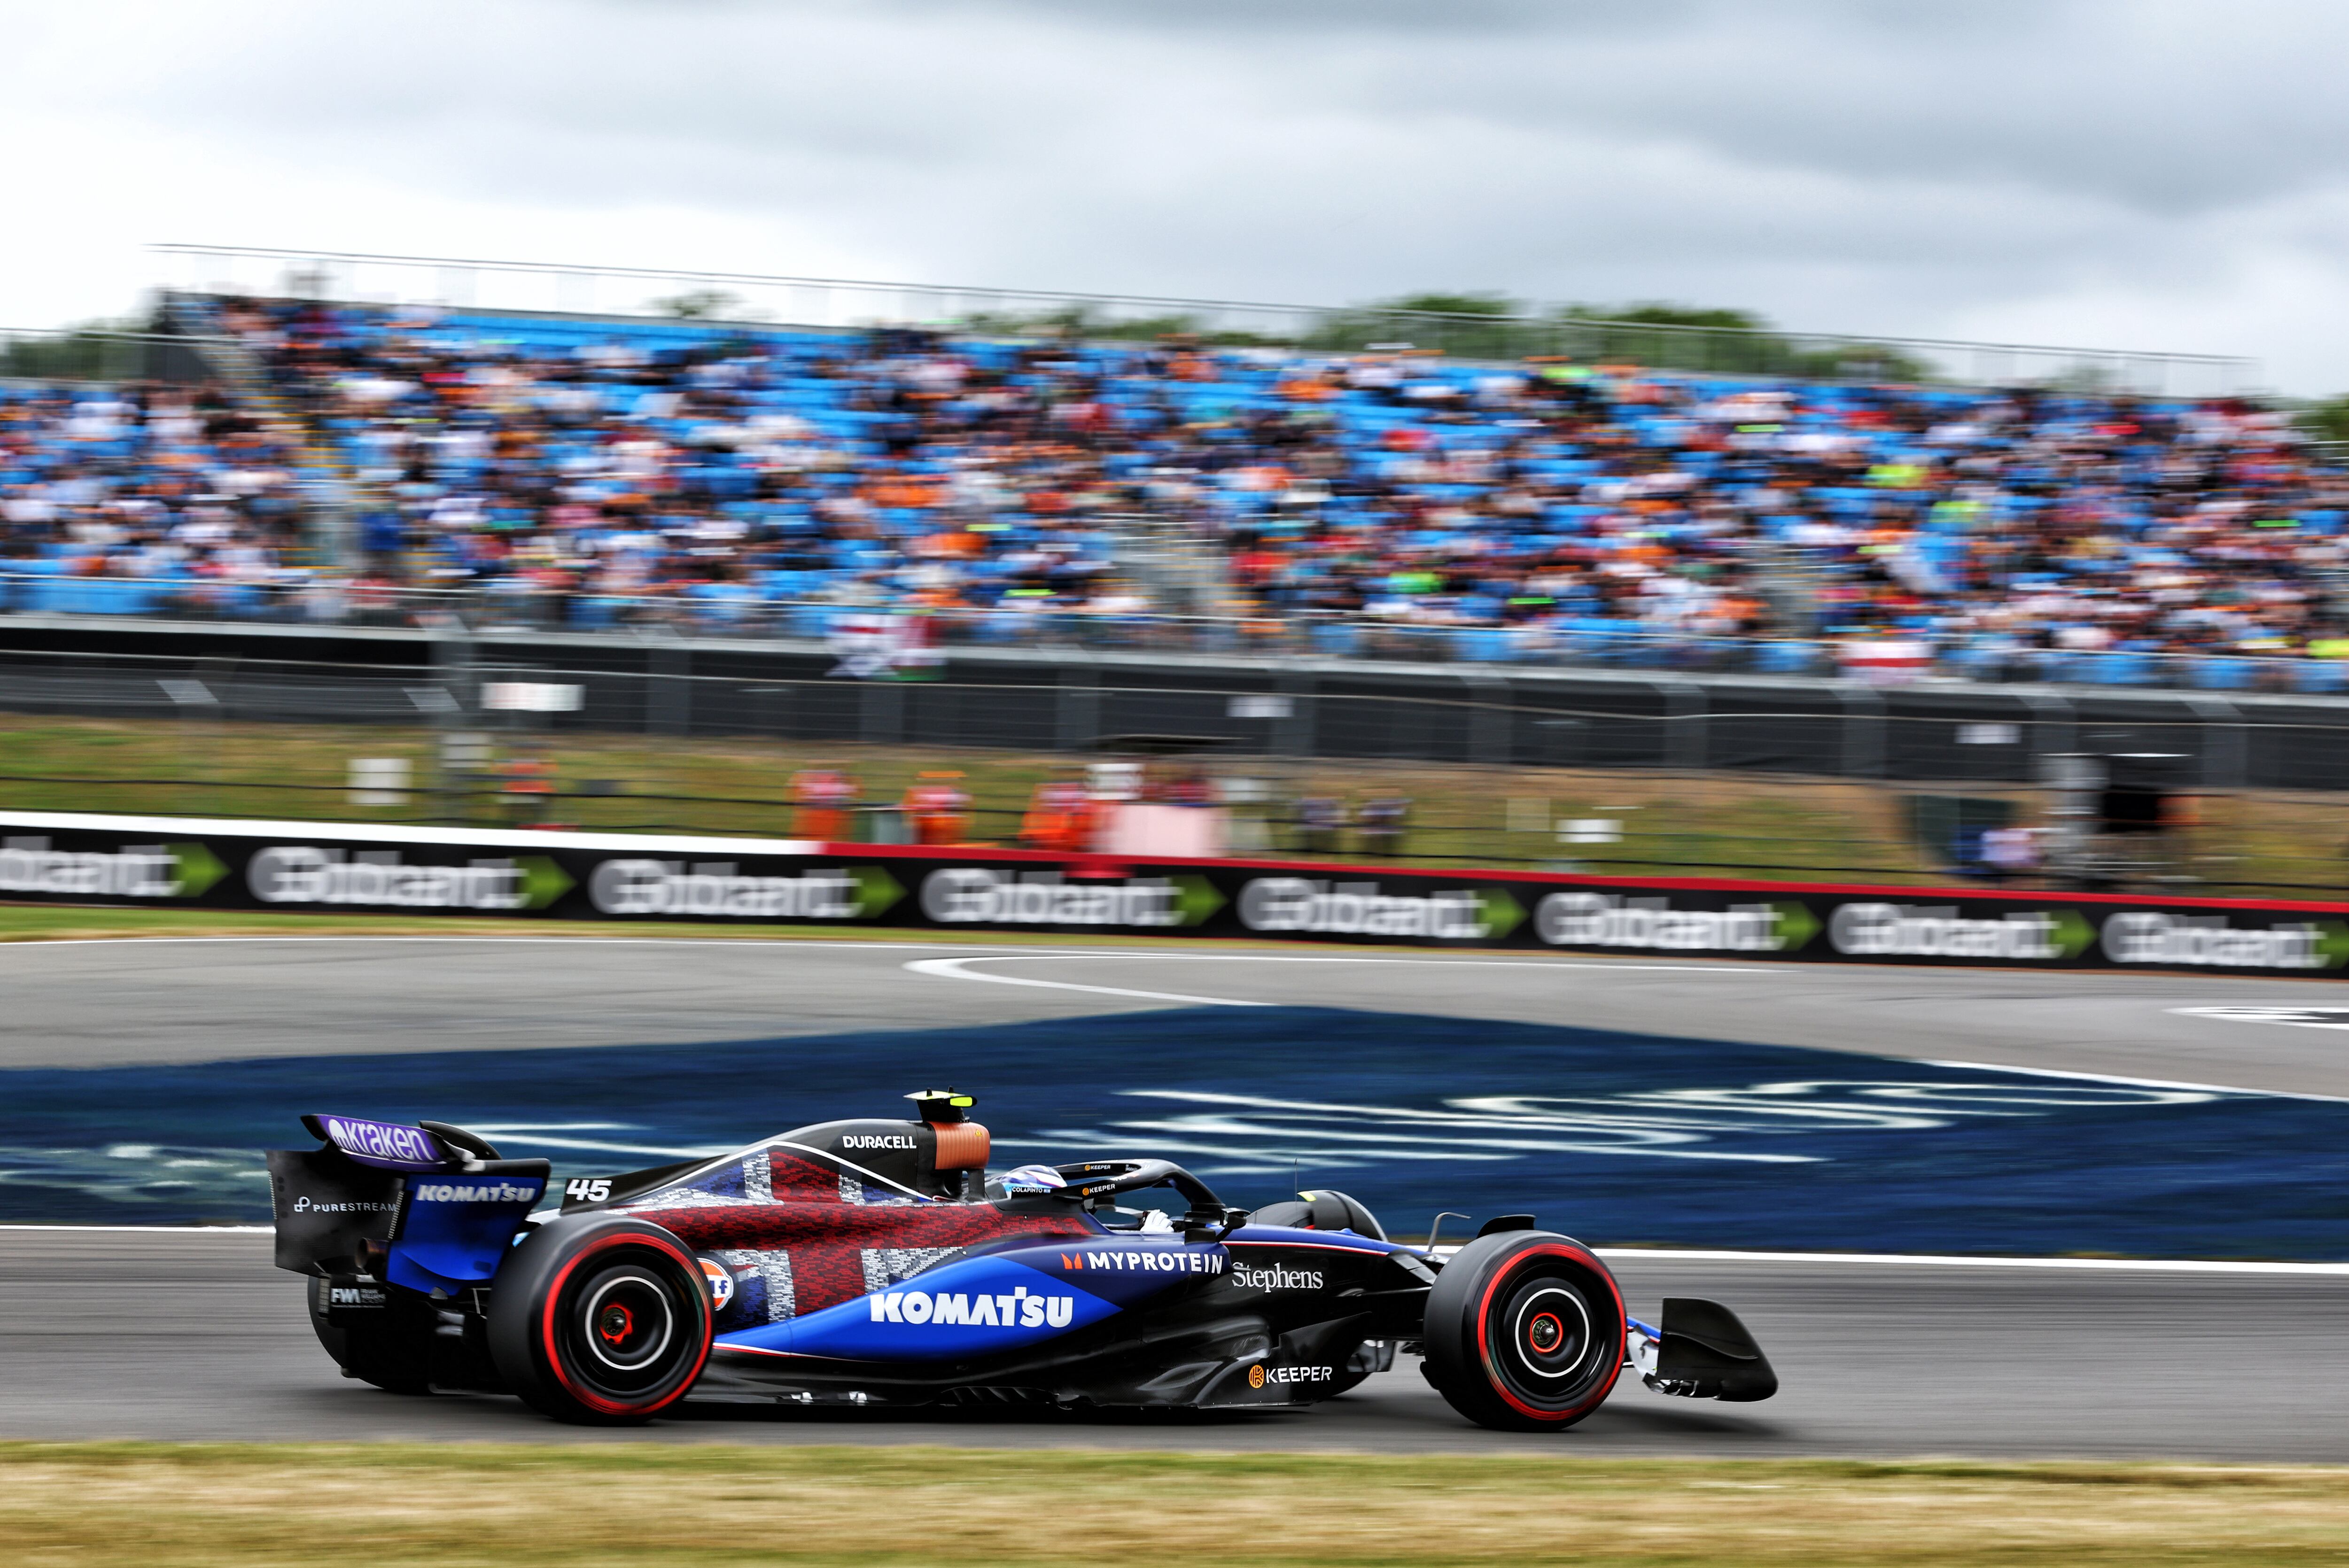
[
  {"left": 8, "top": 1227, "right": 2347, "bottom": 1459},
  {"left": 8, "top": 935, "right": 2349, "bottom": 1458}
]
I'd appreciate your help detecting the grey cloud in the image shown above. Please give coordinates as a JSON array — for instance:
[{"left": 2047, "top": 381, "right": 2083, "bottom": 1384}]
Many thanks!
[{"left": 13, "top": 0, "right": 2349, "bottom": 385}]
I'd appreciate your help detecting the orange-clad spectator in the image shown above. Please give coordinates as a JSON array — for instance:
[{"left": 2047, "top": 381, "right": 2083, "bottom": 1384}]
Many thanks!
[
  {"left": 493, "top": 742, "right": 559, "bottom": 826},
  {"left": 902, "top": 770, "right": 972, "bottom": 846},
  {"left": 791, "top": 768, "right": 860, "bottom": 841},
  {"left": 866, "top": 474, "right": 943, "bottom": 510},
  {"left": 1020, "top": 776, "right": 1089, "bottom": 852},
  {"left": 1273, "top": 369, "right": 1338, "bottom": 401}
]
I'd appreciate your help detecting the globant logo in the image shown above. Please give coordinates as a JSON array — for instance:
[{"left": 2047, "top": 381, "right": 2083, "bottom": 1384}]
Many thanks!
[
  {"left": 868, "top": 1285, "right": 1075, "bottom": 1327},
  {"left": 1829, "top": 903, "right": 2063, "bottom": 961},
  {"left": 251, "top": 847, "right": 523, "bottom": 909},
  {"left": 921, "top": 868, "right": 1182, "bottom": 927},
  {"left": 1537, "top": 893, "right": 1783, "bottom": 952},
  {"left": 589, "top": 859, "right": 859, "bottom": 920},
  {"left": 0, "top": 837, "right": 180, "bottom": 899},
  {"left": 2101, "top": 912, "right": 2329, "bottom": 970},
  {"left": 1239, "top": 877, "right": 1487, "bottom": 940}
]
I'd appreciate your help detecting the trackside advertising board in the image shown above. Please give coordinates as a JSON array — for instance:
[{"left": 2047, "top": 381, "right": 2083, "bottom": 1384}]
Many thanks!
[{"left": 3, "top": 811, "right": 2346, "bottom": 977}]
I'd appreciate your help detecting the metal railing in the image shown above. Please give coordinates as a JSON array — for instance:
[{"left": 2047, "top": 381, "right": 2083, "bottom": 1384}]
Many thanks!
[
  {"left": 2, "top": 572, "right": 2343, "bottom": 696},
  {"left": 0, "top": 327, "right": 233, "bottom": 386},
  {"left": 150, "top": 243, "right": 2261, "bottom": 396}
]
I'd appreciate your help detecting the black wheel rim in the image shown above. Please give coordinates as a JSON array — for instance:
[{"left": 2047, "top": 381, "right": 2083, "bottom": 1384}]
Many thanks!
[
  {"left": 1490, "top": 1267, "right": 1610, "bottom": 1411},
  {"left": 560, "top": 1258, "right": 690, "bottom": 1398}
]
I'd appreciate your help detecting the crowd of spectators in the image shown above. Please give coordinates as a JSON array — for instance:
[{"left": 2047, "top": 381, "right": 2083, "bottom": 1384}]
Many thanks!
[
  {"left": 0, "top": 373, "right": 311, "bottom": 615},
  {"left": 6, "top": 293, "right": 2348, "bottom": 684}
]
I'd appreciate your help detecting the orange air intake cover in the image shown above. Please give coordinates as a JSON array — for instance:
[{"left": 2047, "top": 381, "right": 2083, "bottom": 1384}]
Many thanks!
[{"left": 930, "top": 1121, "right": 990, "bottom": 1171}]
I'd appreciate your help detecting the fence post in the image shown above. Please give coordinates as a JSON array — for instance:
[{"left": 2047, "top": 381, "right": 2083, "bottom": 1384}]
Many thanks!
[
  {"left": 1055, "top": 662, "right": 1099, "bottom": 753},
  {"left": 1458, "top": 669, "right": 1510, "bottom": 765},
  {"left": 2017, "top": 688, "right": 2074, "bottom": 784},
  {"left": 860, "top": 677, "right": 905, "bottom": 746},
  {"left": 748, "top": 683, "right": 797, "bottom": 742},
  {"left": 2183, "top": 695, "right": 2246, "bottom": 791},
  {"left": 1649, "top": 678, "right": 1707, "bottom": 772},
  {"left": 430, "top": 625, "right": 475, "bottom": 820},
  {"left": 1838, "top": 684, "right": 1884, "bottom": 780},
  {"left": 648, "top": 642, "right": 691, "bottom": 737},
  {"left": 1276, "top": 666, "right": 1317, "bottom": 760}
]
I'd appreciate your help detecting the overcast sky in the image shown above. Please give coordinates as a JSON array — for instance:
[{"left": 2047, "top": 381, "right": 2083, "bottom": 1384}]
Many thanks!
[{"left": 7, "top": 0, "right": 2348, "bottom": 389}]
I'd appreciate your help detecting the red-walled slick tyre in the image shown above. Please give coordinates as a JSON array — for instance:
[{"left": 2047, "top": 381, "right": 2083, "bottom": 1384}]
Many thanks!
[
  {"left": 1422, "top": 1231, "right": 1626, "bottom": 1432},
  {"left": 486, "top": 1214, "right": 712, "bottom": 1424}
]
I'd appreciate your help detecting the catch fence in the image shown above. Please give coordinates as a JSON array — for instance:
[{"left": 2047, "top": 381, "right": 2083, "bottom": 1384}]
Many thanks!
[
  {"left": 8, "top": 576, "right": 2346, "bottom": 699},
  {"left": 152, "top": 243, "right": 2258, "bottom": 396}
]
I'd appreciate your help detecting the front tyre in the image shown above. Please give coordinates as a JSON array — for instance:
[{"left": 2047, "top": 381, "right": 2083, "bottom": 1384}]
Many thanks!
[
  {"left": 1422, "top": 1231, "right": 1625, "bottom": 1432},
  {"left": 486, "top": 1215, "right": 711, "bottom": 1424}
]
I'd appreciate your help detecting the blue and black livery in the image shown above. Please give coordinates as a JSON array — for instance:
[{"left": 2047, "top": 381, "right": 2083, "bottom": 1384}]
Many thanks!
[{"left": 268, "top": 1090, "right": 1776, "bottom": 1431}]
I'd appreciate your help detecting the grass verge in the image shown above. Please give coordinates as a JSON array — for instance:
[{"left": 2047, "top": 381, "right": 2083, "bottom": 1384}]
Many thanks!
[
  {"left": 4, "top": 1441, "right": 2348, "bottom": 1566},
  {"left": 0, "top": 712, "right": 1957, "bottom": 882},
  {"left": 6, "top": 710, "right": 2345, "bottom": 893}
]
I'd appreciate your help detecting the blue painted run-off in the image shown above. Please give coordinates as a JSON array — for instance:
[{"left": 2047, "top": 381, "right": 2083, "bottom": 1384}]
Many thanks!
[{"left": 4, "top": 1008, "right": 2346, "bottom": 1259}]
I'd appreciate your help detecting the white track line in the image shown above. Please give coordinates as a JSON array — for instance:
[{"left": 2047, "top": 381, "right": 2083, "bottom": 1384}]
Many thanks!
[
  {"left": 905, "top": 955, "right": 1276, "bottom": 1007},
  {"left": 0, "top": 936, "right": 991, "bottom": 951},
  {"left": 905, "top": 950, "right": 1779, "bottom": 1007},
  {"left": 1929, "top": 1057, "right": 2349, "bottom": 1104},
  {"left": 0, "top": 1224, "right": 272, "bottom": 1234},
  {"left": 5, "top": 1225, "right": 2341, "bottom": 1273}
]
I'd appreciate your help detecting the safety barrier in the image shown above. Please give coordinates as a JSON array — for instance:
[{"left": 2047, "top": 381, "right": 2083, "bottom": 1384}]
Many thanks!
[{"left": 5, "top": 810, "right": 2344, "bottom": 977}]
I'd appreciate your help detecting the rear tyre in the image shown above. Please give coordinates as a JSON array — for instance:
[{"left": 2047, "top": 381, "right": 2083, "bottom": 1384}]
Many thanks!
[
  {"left": 486, "top": 1215, "right": 711, "bottom": 1424},
  {"left": 1422, "top": 1231, "right": 1624, "bottom": 1432}
]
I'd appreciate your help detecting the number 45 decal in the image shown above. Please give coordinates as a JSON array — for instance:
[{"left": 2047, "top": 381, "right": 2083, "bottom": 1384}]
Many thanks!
[{"left": 564, "top": 1178, "right": 611, "bottom": 1203}]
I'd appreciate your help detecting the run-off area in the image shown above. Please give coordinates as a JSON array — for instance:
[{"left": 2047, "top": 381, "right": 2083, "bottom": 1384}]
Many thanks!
[{"left": 8, "top": 1003, "right": 2349, "bottom": 1259}]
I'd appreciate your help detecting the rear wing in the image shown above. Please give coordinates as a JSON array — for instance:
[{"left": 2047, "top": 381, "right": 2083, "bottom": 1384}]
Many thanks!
[{"left": 268, "top": 1114, "right": 548, "bottom": 1294}]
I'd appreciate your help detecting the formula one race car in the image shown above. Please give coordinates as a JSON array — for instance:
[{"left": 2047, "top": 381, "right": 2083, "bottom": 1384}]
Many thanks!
[{"left": 268, "top": 1091, "right": 1776, "bottom": 1430}]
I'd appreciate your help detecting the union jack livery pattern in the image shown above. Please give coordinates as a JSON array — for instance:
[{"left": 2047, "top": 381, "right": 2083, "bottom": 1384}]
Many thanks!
[{"left": 619, "top": 1142, "right": 1093, "bottom": 1329}]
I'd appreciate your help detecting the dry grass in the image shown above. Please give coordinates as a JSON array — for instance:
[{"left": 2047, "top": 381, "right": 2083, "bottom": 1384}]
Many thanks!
[
  {"left": 2, "top": 711, "right": 2342, "bottom": 893},
  {"left": 5, "top": 1442, "right": 2349, "bottom": 1567}
]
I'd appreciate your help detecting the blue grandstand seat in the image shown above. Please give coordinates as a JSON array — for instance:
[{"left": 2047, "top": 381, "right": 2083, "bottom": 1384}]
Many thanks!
[
  {"left": 2082, "top": 651, "right": 2152, "bottom": 687},
  {"left": 1754, "top": 639, "right": 1819, "bottom": 674},
  {"left": 2191, "top": 657, "right": 2251, "bottom": 691}
]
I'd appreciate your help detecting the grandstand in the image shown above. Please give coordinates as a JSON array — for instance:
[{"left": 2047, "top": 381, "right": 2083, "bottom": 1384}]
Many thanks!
[{"left": 2, "top": 258, "right": 2343, "bottom": 694}]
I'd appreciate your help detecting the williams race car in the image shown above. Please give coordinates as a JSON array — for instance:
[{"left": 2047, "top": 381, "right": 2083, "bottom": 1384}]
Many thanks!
[{"left": 268, "top": 1090, "right": 1776, "bottom": 1430}]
